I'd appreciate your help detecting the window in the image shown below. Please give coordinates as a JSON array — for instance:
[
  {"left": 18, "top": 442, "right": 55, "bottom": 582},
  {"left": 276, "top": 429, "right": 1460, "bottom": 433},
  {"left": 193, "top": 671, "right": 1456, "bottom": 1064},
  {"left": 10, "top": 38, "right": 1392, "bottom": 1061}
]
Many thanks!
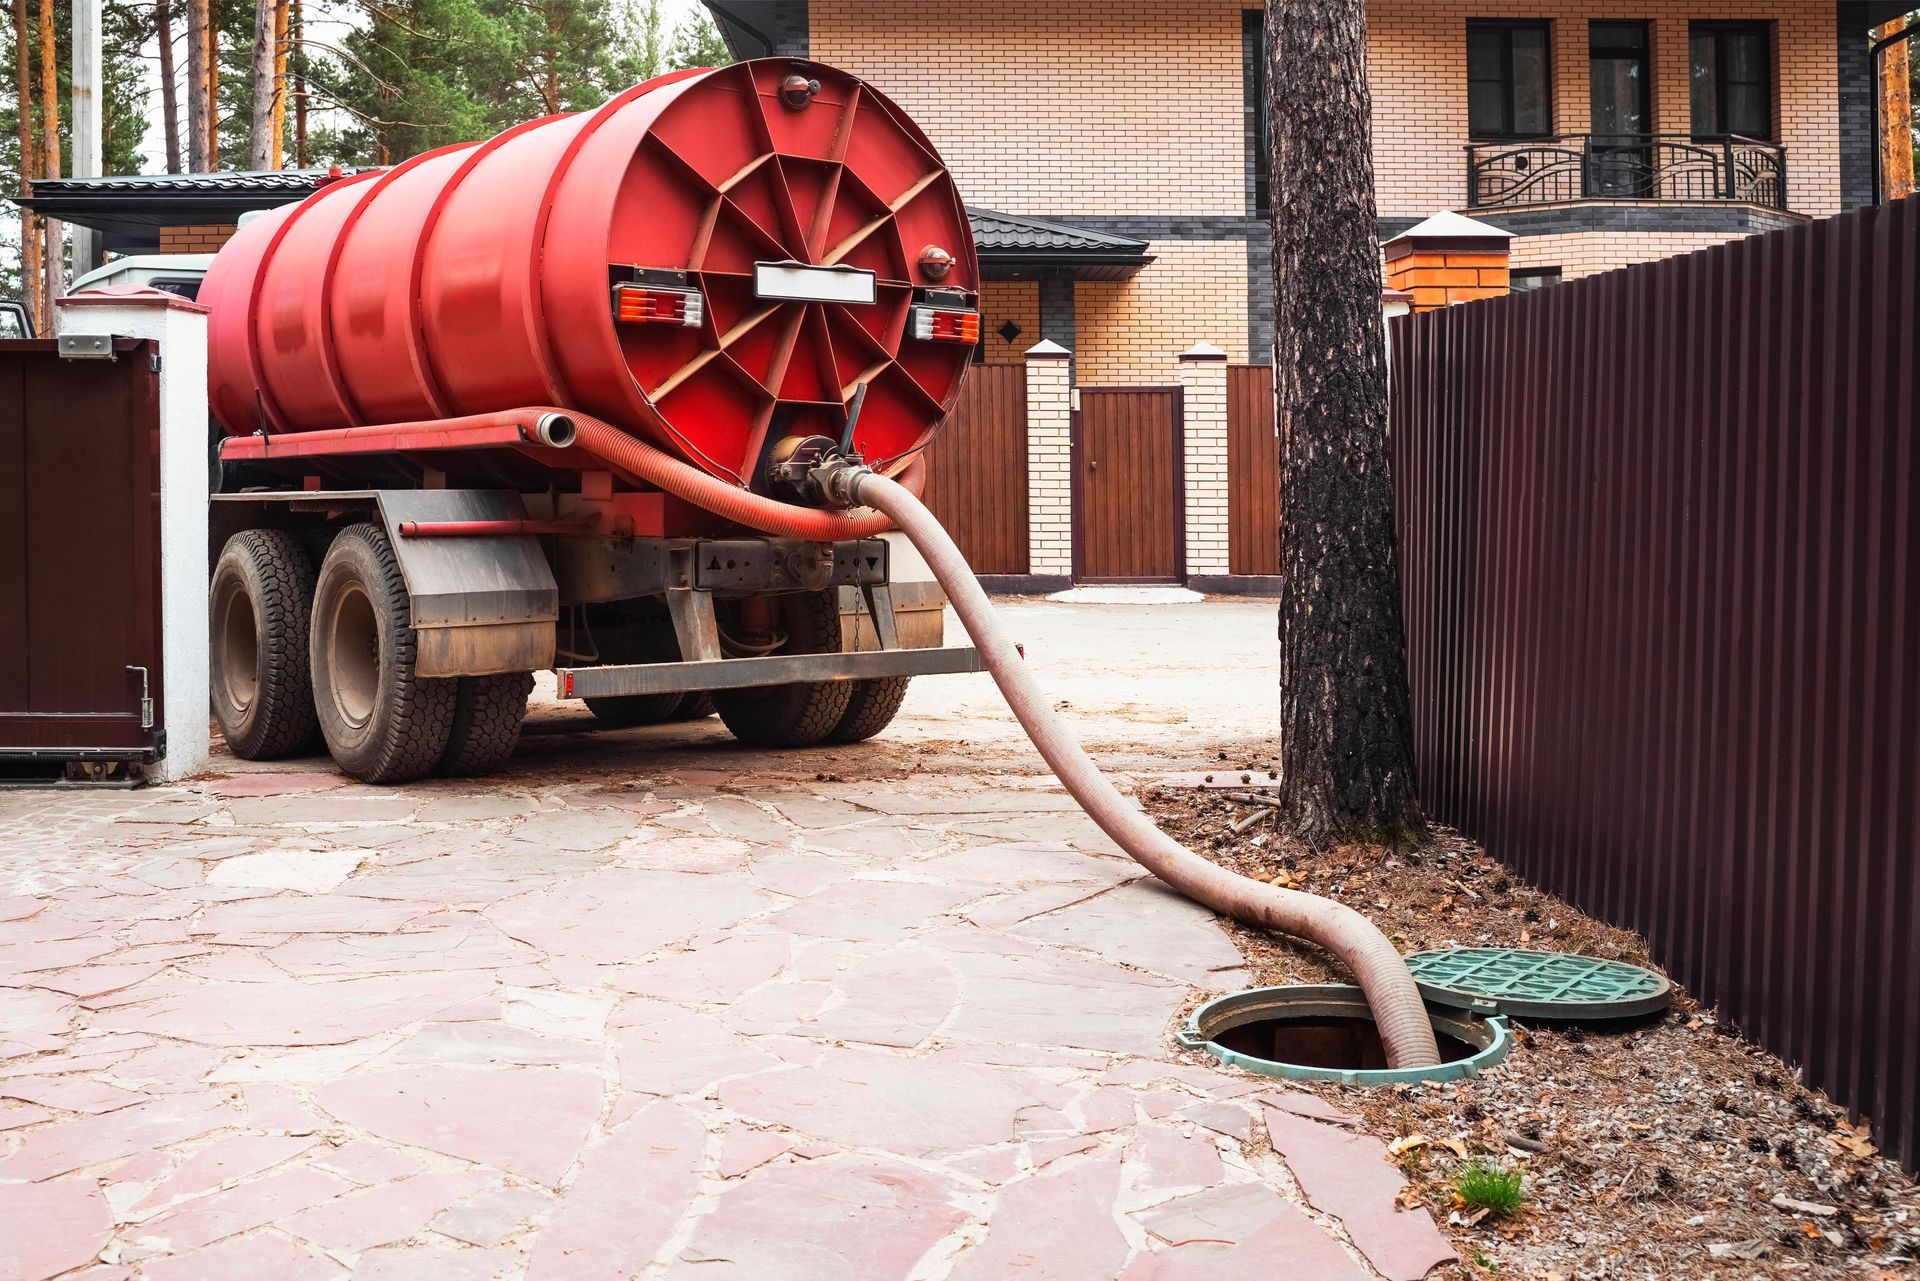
[
  {"left": 1691, "top": 22, "right": 1773, "bottom": 139},
  {"left": 1510, "top": 267, "right": 1563, "bottom": 292},
  {"left": 1467, "top": 20, "right": 1553, "bottom": 139},
  {"left": 1245, "top": 8, "right": 1269, "bottom": 214}
]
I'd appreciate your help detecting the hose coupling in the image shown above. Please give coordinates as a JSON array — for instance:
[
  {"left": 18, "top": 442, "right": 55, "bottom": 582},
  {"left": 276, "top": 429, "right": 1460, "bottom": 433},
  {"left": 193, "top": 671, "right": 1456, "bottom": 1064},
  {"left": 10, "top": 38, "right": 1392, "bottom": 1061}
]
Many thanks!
[{"left": 766, "top": 433, "right": 870, "bottom": 508}]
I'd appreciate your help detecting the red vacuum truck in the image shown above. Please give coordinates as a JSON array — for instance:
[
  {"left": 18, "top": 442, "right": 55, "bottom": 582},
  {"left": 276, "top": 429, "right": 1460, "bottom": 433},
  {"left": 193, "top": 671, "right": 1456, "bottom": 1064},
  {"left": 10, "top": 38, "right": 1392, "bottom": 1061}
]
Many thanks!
[
  {"left": 202, "top": 60, "right": 985, "bottom": 784},
  {"left": 195, "top": 58, "right": 1447, "bottom": 1067}
]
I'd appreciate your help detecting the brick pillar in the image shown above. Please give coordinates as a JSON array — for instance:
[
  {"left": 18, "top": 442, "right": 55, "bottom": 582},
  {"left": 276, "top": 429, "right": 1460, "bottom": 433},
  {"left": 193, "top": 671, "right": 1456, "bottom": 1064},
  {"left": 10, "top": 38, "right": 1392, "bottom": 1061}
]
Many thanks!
[
  {"left": 1024, "top": 340, "right": 1073, "bottom": 580},
  {"left": 1381, "top": 211, "right": 1514, "bottom": 312},
  {"left": 1177, "top": 342, "right": 1230, "bottom": 581}
]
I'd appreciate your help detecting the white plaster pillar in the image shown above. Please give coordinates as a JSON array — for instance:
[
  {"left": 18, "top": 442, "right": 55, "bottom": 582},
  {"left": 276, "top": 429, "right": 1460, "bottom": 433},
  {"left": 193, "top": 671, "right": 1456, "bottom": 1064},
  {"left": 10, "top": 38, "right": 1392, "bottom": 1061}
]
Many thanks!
[
  {"left": 1024, "top": 340, "right": 1073, "bottom": 580},
  {"left": 54, "top": 288, "right": 212, "bottom": 782},
  {"left": 1177, "top": 341, "right": 1231, "bottom": 580}
]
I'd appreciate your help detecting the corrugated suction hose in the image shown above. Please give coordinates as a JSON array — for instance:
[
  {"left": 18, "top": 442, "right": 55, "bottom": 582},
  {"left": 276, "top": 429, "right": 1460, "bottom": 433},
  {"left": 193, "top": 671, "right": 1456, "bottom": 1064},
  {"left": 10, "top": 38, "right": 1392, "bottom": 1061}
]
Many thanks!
[
  {"left": 846, "top": 470, "right": 1443, "bottom": 1070},
  {"left": 360, "top": 408, "right": 1443, "bottom": 1069}
]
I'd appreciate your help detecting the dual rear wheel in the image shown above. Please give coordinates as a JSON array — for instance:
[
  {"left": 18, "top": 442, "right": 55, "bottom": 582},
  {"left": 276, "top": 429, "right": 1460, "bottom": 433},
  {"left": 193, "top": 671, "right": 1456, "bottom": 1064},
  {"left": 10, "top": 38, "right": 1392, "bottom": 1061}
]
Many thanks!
[
  {"left": 211, "top": 524, "right": 530, "bottom": 783},
  {"left": 213, "top": 528, "right": 908, "bottom": 782}
]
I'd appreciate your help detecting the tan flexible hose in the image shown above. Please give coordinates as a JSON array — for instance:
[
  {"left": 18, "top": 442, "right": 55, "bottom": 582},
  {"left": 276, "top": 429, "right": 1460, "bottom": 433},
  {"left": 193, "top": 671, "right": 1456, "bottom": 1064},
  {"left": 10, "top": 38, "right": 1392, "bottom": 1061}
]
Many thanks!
[
  {"left": 312, "top": 408, "right": 1442, "bottom": 1067},
  {"left": 849, "top": 471, "right": 1443, "bottom": 1069}
]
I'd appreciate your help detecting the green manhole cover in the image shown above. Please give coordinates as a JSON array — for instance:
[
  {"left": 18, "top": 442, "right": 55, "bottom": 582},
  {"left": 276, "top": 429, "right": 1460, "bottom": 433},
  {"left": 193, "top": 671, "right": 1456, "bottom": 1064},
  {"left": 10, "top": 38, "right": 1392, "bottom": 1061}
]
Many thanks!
[{"left": 1405, "top": 947, "right": 1672, "bottom": 1020}]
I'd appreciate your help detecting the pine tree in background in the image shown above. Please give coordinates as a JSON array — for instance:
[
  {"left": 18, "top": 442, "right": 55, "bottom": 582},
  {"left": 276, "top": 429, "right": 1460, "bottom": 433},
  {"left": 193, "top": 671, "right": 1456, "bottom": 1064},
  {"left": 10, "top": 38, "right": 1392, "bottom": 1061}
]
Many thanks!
[
  {"left": 7, "top": 0, "right": 38, "bottom": 321},
  {"left": 666, "top": 5, "right": 726, "bottom": 69}
]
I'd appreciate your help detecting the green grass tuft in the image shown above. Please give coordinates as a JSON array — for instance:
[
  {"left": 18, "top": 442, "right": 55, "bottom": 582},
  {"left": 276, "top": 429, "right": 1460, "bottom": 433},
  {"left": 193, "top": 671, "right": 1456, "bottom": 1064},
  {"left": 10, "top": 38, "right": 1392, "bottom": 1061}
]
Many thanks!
[{"left": 1452, "top": 1161, "right": 1527, "bottom": 1217}]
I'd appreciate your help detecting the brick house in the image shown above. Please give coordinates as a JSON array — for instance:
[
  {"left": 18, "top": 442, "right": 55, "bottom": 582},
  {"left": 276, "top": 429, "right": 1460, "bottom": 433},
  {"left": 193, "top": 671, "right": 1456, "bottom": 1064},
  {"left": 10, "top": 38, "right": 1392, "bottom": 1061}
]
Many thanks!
[
  {"left": 698, "top": 0, "right": 1908, "bottom": 590},
  {"left": 23, "top": 4, "right": 1909, "bottom": 590}
]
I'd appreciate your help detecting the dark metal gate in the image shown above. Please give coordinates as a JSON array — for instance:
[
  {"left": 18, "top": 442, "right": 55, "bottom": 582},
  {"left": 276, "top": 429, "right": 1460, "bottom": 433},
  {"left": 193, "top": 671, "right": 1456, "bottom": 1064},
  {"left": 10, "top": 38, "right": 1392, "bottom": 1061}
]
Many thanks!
[
  {"left": 921, "top": 363, "right": 1029, "bottom": 575},
  {"left": 0, "top": 339, "right": 165, "bottom": 774},
  {"left": 1073, "top": 387, "right": 1183, "bottom": 583},
  {"left": 1391, "top": 196, "right": 1920, "bottom": 1170}
]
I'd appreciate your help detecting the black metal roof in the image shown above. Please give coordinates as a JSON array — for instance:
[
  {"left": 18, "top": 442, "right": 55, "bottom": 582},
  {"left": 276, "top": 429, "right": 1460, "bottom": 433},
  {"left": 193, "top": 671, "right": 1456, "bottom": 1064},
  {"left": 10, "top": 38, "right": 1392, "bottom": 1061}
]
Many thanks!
[
  {"left": 15, "top": 169, "right": 364, "bottom": 246},
  {"left": 12, "top": 173, "right": 1153, "bottom": 278},
  {"left": 968, "top": 208, "right": 1153, "bottom": 280}
]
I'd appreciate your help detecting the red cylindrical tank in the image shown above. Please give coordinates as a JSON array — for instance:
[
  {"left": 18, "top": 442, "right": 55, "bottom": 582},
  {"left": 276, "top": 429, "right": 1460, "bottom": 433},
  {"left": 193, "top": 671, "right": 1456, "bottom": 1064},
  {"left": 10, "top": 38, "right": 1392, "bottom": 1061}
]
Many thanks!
[{"left": 202, "top": 60, "right": 979, "bottom": 483}]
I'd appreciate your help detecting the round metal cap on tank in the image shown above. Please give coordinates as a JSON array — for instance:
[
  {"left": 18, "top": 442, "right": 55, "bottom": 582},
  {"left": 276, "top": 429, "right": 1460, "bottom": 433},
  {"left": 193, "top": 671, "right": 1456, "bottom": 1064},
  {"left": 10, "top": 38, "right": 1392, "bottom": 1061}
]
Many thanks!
[{"left": 200, "top": 60, "right": 980, "bottom": 485}]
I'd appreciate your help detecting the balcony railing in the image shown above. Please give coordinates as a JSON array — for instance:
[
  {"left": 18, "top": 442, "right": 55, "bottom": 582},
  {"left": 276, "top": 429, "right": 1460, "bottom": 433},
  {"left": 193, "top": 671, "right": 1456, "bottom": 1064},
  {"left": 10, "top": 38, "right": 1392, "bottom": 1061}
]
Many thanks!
[{"left": 1465, "top": 134, "right": 1787, "bottom": 211}]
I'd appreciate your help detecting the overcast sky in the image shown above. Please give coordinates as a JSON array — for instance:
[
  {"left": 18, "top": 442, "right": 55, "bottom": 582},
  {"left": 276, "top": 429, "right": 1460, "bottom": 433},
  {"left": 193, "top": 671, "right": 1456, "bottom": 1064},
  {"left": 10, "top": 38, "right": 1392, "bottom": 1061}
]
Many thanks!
[{"left": 135, "top": 0, "right": 706, "bottom": 173}]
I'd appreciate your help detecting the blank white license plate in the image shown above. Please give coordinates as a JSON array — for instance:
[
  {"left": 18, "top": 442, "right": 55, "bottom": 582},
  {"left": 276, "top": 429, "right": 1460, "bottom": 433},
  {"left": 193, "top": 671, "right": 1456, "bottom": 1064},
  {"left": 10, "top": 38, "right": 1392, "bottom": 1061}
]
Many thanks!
[{"left": 753, "top": 262, "right": 877, "bottom": 305}]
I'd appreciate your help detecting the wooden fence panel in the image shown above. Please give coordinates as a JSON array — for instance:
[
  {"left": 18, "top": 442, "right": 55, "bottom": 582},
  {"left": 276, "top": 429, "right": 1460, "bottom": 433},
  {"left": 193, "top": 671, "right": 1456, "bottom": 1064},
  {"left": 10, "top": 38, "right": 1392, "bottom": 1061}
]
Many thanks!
[
  {"left": 1391, "top": 195, "right": 1920, "bottom": 1170},
  {"left": 1227, "top": 364, "right": 1279, "bottom": 576},
  {"left": 921, "top": 363, "right": 1028, "bottom": 575}
]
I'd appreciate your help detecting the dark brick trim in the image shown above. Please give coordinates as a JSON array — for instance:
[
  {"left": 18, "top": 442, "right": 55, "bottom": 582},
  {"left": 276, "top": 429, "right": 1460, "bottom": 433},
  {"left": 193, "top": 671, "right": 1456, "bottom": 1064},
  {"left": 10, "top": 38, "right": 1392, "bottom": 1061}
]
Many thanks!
[
  {"left": 1188, "top": 574, "right": 1283, "bottom": 596},
  {"left": 1837, "top": 2, "right": 1876, "bottom": 208},
  {"left": 977, "top": 575, "right": 1072, "bottom": 595},
  {"left": 1379, "top": 203, "right": 1804, "bottom": 239}
]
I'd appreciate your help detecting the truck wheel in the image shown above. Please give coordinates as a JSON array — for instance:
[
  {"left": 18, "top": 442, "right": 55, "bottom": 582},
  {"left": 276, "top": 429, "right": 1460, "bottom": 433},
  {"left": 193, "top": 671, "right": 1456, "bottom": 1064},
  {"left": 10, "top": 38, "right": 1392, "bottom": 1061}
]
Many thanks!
[
  {"left": 309, "top": 523, "right": 457, "bottom": 783},
  {"left": 438, "top": 673, "right": 533, "bottom": 776},
  {"left": 210, "top": 529, "right": 320, "bottom": 759},
  {"left": 672, "top": 692, "right": 716, "bottom": 720},
  {"left": 712, "top": 591, "right": 853, "bottom": 747},
  {"left": 585, "top": 692, "right": 683, "bottom": 726},
  {"left": 826, "top": 677, "right": 910, "bottom": 744}
]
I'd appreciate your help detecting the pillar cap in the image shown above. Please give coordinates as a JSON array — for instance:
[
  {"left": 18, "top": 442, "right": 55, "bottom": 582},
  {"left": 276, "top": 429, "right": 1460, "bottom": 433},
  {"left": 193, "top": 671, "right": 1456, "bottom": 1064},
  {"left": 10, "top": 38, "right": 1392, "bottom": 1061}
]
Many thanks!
[
  {"left": 1178, "top": 341, "right": 1229, "bottom": 362},
  {"left": 1024, "top": 339, "right": 1072, "bottom": 359},
  {"left": 1382, "top": 210, "right": 1514, "bottom": 262},
  {"left": 55, "top": 283, "right": 210, "bottom": 315}
]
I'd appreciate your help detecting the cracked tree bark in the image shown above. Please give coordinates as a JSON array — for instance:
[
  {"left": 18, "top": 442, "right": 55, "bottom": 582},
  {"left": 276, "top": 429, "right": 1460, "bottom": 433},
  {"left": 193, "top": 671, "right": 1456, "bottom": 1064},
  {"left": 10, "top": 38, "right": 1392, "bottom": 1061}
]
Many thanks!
[{"left": 1266, "top": 0, "right": 1422, "bottom": 844}]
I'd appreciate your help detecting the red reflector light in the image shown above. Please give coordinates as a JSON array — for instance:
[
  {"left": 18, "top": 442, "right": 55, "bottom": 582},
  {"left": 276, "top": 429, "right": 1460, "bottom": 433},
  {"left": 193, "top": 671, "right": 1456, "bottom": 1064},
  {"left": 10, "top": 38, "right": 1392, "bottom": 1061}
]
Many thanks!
[
  {"left": 613, "top": 284, "right": 704, "bottom": 328},
  {"left": 911, "top": 305, "right": 980, "bottom": 344}
]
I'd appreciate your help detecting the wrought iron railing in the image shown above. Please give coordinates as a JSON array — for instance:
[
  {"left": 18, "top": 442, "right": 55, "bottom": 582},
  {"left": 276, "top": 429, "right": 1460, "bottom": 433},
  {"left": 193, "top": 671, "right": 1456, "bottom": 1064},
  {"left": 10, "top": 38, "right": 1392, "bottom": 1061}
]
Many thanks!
[{"left": 1465, "top": 134, "right": 1787, "bottom": 210}]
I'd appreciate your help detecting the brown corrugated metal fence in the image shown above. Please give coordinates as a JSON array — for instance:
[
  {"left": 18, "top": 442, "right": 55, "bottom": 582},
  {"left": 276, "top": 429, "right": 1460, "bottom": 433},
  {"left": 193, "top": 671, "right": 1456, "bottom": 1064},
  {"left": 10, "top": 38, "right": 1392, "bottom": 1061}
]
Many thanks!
[
  {"left": 922, "top": 363, "right": 1029, "bottom": 575},
  {"left": 1390, "top": 196, "right": 1920, "bottom": 1170}
]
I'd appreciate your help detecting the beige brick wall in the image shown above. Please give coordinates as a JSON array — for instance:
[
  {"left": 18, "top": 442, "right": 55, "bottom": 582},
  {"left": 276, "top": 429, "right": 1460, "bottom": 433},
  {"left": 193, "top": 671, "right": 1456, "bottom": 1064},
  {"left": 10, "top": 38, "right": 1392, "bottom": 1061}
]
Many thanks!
[
  {"left": 1177, "top": 353, "right": 1231, "bottom": 577},
  {"left": 1025, "top": 350, "right": 1075, "bottom": 576},
  {"left": 978, "top": 280, "right": 1041, "bottom": 365},
  {"left": 1075, "top": 242, "right": 1250, "bottom": 385},
  {"left": 812, "top": 0, "right": 1248, "bottom": 218},
  {"left": 1508, "top": 228, "right": 1751, "bottom": 278},
  {"left": 1368, "top": 1, "right": 1841, "bottom": 221},
  {"left": 160, "top": 223, "right": 239, "bottom": 253}
]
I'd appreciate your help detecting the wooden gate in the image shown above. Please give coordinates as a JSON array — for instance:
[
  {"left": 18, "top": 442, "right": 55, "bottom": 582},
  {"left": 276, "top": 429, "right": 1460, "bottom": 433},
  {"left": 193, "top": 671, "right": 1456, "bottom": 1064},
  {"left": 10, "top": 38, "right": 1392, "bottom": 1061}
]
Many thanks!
[
  {"left": 0, "top": 339, "right": 165, "bottom": 770},
  {"left": 1226, "top": 364, "right": 1280, "bottom": 576},
  {"left": 1073, "top": 387, "right": 1182, "bottom": 583},
  {"left": 921, "top": 363, "right": 1028, "bottom": 575}
]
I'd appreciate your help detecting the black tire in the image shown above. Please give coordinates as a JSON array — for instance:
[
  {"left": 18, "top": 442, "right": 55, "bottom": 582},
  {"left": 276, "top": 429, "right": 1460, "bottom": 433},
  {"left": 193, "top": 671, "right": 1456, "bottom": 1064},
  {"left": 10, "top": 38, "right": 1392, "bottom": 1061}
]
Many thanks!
[
  {"left": 826, "top": 677, "right": 910, "bottom": 744},
  {"left": 438, "top": 673, "right": 533, "bottom": 776},
  {"left": 672, "top": 692, "right": 716, "bottom": 720},
  {"left": 309, "top": 523, "right": 457, "bottom": 784},
  {"left": 585, "top": 692, "right": 684, "bottom": 726},
  {"left": 712, "top": 591, "right": 853, "bottom": 747},
  {"left": 209, "top": 529, "right": 320, "bottom": 759}
]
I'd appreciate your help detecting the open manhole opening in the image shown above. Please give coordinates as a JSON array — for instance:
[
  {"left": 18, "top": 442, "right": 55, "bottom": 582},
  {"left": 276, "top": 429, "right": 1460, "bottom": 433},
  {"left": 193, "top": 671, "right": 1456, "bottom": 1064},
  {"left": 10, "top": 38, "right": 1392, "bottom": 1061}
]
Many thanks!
[{"left": 1178, "top": 984, "right": 1511, "bottom": 1086}]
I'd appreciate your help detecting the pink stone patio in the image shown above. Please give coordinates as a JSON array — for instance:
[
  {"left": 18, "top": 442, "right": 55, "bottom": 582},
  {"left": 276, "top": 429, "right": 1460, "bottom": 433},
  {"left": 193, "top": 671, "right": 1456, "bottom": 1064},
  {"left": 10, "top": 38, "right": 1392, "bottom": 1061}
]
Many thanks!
[{"left": 0, "top": 700, "right": 1452, "bottom": 1279}]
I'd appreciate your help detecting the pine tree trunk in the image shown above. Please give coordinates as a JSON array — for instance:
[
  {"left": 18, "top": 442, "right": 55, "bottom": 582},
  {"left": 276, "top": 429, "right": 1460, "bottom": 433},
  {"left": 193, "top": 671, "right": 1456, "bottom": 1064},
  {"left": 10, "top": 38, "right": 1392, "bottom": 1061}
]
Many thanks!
[
  {"left": 1267, "top": 0, "right": 1422, "bottom": 845},
  {"left": 291, "top": 0, "right": 305, "bottom": 165},
  {"left": 207, "top": 2, "right": 220, "bottom": 167},
  {"left": 184, "top": 0, "right": 208, "bottom": 169},
  {"left": 247, "top": 0, "right": 273, "bottom": 168},
  {"left": 156, "top": 0, "right": 182, "bottom": 173},
  {"left": 36, "top": 0, "right": 59, "bottom": 307},
  {"left": 12, "top": 0, "right": 40, "bottom": 328},
  {"left": 1878, "top": 20, "right": 1914, "bottom": 200},
  {"left": 269, "top": 0, "right": 288, "bottom": 167}
]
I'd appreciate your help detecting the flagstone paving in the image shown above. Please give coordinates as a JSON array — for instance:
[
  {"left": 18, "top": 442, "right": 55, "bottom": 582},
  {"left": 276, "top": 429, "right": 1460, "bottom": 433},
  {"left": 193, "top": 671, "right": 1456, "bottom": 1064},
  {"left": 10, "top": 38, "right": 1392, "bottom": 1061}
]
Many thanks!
[{"left": 0, "top": 612, "right": 1450, "bottom": 1280}]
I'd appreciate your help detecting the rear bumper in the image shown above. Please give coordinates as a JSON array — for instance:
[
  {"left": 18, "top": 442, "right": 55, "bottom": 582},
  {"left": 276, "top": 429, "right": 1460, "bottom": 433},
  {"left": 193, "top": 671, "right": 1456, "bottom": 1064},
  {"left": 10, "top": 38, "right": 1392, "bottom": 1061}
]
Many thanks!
[{"left": 557, "top": 645, "right": 985, "bottom": 699}]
